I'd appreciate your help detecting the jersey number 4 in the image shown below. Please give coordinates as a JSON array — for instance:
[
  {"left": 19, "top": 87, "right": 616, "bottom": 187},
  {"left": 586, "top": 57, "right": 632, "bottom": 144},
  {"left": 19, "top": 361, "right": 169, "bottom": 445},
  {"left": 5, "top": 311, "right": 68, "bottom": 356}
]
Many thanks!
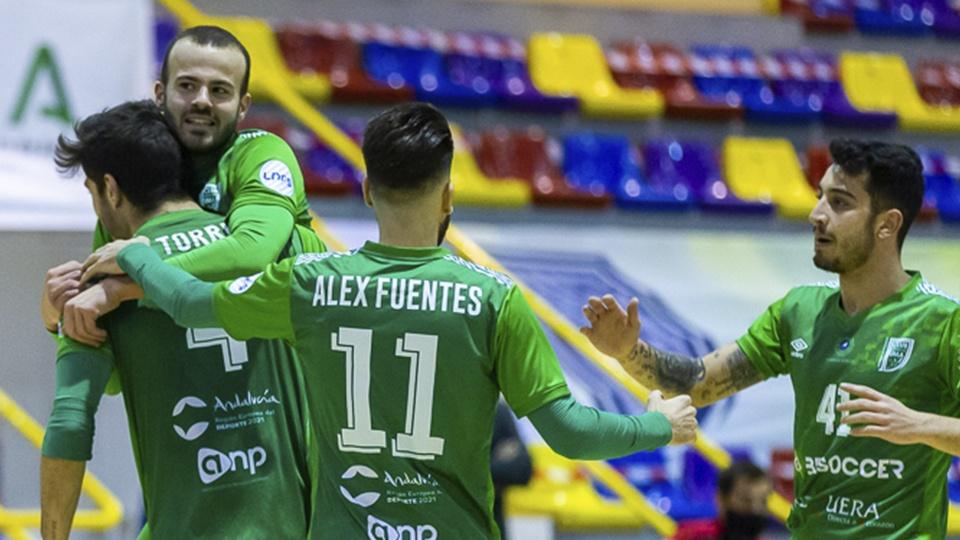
[
  {"left": 333, "top": 327, "right": 445, "bottom": 460},
  {"left": 816, "top": 383, "right": 852, "bottom": 437},
  {"left": 186, "top": 328, "right": 249, "bottom": 372}
]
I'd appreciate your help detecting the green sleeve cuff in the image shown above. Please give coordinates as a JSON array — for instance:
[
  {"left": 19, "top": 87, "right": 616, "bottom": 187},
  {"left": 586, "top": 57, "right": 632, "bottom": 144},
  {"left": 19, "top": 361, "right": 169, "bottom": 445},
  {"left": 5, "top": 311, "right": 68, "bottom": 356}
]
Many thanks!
[
  {"left": 527, "top": 395, "right": 672, "bottom": 460},
  {"left": 119, "top": 243, "right": 218, "bottom": 328},
  {"left": 41, "top": 351, "right": 112, "bottom": 461}
]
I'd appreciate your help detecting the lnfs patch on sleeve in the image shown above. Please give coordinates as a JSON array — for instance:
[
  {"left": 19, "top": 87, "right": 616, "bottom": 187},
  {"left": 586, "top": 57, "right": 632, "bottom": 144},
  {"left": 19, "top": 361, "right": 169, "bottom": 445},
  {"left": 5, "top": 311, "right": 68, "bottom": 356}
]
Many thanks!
[{"left": 259, "top": 160, "right": 294, "bottom": 197}]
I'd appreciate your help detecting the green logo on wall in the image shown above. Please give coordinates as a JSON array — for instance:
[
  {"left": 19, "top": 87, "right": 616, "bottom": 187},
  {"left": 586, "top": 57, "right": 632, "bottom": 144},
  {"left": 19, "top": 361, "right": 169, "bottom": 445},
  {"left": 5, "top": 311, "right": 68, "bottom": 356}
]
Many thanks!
[{"left": 10, "top": 44, "right": 74, "bottom": 126}]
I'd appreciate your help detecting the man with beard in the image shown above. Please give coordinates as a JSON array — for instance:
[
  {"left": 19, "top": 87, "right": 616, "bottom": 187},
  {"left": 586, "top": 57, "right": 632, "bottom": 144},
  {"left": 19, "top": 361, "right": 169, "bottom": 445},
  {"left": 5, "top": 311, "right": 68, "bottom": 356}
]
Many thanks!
[
  {"left": 581, "top": 139, "right": 960, "bottom": 538},
  {"left": 41, "top": 25, "right": 323, "bottom": 347},
  {"left": 84, "top": 102, "right": 699, "bottom": 539}
]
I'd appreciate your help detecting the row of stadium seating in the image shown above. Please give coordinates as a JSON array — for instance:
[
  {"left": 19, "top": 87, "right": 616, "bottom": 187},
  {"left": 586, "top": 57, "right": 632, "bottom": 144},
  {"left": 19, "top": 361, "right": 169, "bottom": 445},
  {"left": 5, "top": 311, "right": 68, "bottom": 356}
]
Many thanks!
[
  {"left": 241, "top": 115, "right": 960, "bottom": 223},
  {"left": 780, "top": 0, "right": 960, "bottom": 38},
  {"left": 156, "top": 19, "right": 960, "bottom": 132}
]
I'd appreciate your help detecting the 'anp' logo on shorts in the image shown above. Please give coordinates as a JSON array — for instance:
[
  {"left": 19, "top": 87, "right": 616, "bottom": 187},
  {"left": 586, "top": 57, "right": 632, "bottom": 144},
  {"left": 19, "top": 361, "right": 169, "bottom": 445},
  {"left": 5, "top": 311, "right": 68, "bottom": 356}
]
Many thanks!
[{"left": 259, "top": 160, "right": 294, "bottom": 197}]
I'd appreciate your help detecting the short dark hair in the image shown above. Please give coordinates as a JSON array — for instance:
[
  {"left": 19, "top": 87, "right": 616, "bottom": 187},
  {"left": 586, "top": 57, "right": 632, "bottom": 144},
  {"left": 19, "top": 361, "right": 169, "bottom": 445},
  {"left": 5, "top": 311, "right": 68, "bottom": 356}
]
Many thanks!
[
  {"left": 829, "top": 138, "right": 924, "bottom": 250},
  {"left": 54, "top": 100, "right": 185, "bottom": 213},
  {"left": 362, "top": 102, "right": 454, "bottom": 195},
  {"left": 718, "top": 460, "right": 766, "bottom": 498},
  {"left": 160, "top": 25, "right": 251, "bottom": 95}
]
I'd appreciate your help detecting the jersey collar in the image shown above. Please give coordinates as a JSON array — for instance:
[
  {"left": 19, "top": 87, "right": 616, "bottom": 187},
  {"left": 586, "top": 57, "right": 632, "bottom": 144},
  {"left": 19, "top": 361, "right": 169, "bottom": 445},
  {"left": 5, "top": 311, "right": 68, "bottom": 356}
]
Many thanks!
[
  {"left": 831, "top": 270, "right": 923, "bottom": 321},
  {"left": 134, "top": 208, "right": 212, "bottom": 235},
  {"left": 360, "top": 241, "right": 449, "bottom": 260}
]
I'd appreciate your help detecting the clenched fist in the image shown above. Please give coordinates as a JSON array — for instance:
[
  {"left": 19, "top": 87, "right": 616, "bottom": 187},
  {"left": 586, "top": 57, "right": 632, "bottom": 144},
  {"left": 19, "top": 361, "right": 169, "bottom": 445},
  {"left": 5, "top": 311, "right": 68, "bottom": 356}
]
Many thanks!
[{"left": 647, "top": 390, "right": 698, "bottom": 445}]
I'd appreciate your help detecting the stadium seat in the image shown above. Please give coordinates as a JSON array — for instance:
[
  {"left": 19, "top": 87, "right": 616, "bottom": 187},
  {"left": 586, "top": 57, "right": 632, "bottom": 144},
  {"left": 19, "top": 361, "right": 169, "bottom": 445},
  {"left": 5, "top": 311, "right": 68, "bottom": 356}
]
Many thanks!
[
  {"left": 854, "top": 0, "right": 935, "bottom": 36},
  {"left": 154, "top": 18, "right": 179, "bottom": 73},
  {"left": 770, "top": 448, "right": 796, "bottom": 502},
  {"left": 840, "top": 52, "right": 960, "bottom": 132},
  {"left": 609, "top": 41, "right": 742, "bottom": 121},
  {"left": 643, "top": 139, "right": 773, "bottom": 214},
  {"left": 498, "top": 59, "right": 580, "bottom": 113},
  {"left": 474, "top": 126, "right": 611, "bottom": 208},
  {"left": 916, "top": 60, "right": 960, "bottom": 107},
  {"left": 782, "top": 0, "right": 857, "bottom": 32},
  {"left": 528, "top": 33, "right": 664, "bottom": 119},
  {"left": 563, "top": 133, "right": 691, "bottom": 210},
  {"left": 722, "top": 137, "right": 818, "bottom": 219},
  {"left": 932, "top": 0, "right": 960, "bottom": 37},
  {"left": 919, "top": 149, "right": 960, "bottom": 222},
  {"left": 450, "top": 126, "right": 531, "bottom": 207},
  {"left": 275, "top": 25, "right": 414, "bottom": 104},
  {"left": 805, "top": 144, "right": 832, "bottom": 190}
]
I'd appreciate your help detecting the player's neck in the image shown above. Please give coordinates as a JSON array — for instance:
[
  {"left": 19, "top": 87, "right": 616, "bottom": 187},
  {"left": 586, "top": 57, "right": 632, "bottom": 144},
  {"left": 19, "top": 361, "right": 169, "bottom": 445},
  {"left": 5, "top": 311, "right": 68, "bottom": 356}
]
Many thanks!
[
  {"left": 837, "top": 253, "right": 910, "bottom": 316},
  {"left": 127, "top": 198, "right": 201, "bottom": 236}
]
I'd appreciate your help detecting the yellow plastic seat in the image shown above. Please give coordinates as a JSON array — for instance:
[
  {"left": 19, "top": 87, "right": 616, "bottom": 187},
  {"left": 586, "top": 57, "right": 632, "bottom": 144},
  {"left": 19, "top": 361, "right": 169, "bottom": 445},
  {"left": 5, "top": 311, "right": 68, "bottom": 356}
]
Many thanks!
[
  {"left": 723, "top": 137, "right": 817, "bottom": 220},
  {"left": 840, "top": 52, "right": 960, "bottom": 133},
  {"left": 528, "top": 33, "right": 664, "bottom": 119},
  {"left": 450, "top": 126, "right": 532, "bottom": 207},
  {"left": 505, "top": 445, "right": 646, "bottom": 530}
]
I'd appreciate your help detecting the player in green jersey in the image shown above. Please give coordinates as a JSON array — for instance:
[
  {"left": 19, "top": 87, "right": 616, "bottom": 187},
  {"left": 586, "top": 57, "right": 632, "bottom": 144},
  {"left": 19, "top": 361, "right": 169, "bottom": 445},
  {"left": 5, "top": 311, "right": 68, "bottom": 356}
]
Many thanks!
[
  {"left": 40, "top": 25, "right": 323, "bottom": 345},
  {"left": 40, "top": 101, "right": 313, "bottom": 540},
  {"left": 581, "top": 139, "right": 960, "bottom": 538},
  {"left": 89, "top": 102, "right": 699, "bottom": 539}
]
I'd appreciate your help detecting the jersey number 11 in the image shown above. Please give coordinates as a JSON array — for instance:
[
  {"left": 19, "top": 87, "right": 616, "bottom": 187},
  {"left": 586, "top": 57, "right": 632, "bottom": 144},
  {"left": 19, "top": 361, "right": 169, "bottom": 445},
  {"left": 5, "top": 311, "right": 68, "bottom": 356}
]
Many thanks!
[{"left": 333, "top": 326, "right": 446, "bottom": 460}]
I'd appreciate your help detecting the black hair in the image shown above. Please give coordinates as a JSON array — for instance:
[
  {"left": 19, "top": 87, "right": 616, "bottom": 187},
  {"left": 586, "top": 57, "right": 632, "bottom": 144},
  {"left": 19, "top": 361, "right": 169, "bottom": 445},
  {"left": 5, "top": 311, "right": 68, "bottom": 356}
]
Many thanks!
[
  {"left": 54, "top": 100, "right": 185, "bottom": 213},
  {"left": 829, "top": 138, "right": 924, "bottom": 250},
  {"left": 718, "top": 460, "right": 766, "bottom": 498},
  {"left": 361, "top": 102, "right": 453, "bottom": 195},
  {"left": 160, "top": 25, "right": 251, "bottom": 95}
]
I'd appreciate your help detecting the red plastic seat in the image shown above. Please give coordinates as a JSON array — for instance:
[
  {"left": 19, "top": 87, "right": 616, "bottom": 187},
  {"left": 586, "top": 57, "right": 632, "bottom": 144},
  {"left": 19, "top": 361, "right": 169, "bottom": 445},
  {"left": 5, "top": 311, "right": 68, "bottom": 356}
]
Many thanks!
[
  {"left": 805, "top": 144, "right": 831, "bottom": 190},
  {"left": 275, "top": 24, "right": 414, "bottom": 104},
  {"left": 474, "top": 126, "right": 611, "bottom": 208},
  {"left": 916, "top": 60, "right": 960, "bottom": 107},
  {"left": 609, "top": 41, "right": 742, "bottom": 121}
]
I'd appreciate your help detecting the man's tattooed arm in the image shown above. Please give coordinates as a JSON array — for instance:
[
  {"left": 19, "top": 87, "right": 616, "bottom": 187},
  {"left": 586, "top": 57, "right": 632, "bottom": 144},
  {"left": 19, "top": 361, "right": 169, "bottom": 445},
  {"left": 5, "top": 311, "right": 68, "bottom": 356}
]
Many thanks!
[{"left": 619, "top": 341, "right": 763, "bottom": 407}]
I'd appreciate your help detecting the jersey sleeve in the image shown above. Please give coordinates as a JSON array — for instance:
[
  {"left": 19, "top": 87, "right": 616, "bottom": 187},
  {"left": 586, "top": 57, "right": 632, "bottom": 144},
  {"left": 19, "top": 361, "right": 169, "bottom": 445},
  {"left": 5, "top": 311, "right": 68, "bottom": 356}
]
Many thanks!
[
  {"left": 211, "top": 257, "right": 298, "bottom": 343},
  {"left": 493, "top": 286, "right": 571, "bottom": 418},
  {"left": 941, "top": 310, "right": 960, "bottom": 401},
  {"left": 228, "top": 134, "right": 305, "bottom": 217},
  {"left": 736, "top": 296, "right": 788, "bottom": 379}
]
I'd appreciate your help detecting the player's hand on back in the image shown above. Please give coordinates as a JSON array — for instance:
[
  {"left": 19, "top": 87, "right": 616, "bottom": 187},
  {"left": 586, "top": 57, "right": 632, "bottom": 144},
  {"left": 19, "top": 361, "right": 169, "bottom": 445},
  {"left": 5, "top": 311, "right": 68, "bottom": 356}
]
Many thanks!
[
  {"left": 80, "top": 236, "right": 150, "bottom": 284},
  {"left": 580, "top": 295, "right": 641, "bottom": 360},
  {"left": 647, "top": 390, "right": 698, "bottom": 445},
  {"left": 41, "top": 260, "right": 83, "bottom": 332}
]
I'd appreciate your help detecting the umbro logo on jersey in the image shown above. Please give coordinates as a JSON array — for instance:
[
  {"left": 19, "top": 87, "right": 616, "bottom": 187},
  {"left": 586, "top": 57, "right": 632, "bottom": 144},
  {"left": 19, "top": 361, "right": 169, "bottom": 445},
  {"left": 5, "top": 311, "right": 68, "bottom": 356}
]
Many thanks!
[
  {"left": 877, "top": 337, "right": 915, "bottom": 373},
  {"left": 172, "top": 396, "right": 209, "bottom": 441},
  {"left": 790, "top": 338, "right": 808, "bottom": 359}
]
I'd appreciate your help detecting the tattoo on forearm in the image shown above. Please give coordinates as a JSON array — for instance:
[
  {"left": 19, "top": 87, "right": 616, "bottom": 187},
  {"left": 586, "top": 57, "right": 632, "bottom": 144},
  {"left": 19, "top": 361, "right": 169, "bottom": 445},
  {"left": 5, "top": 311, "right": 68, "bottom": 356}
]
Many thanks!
[
  {"left": 626, "top": 342, "right": 706, "bottom": 394},
  {"left": 708, "top": 348, "right": 762, "bottom": 400}
]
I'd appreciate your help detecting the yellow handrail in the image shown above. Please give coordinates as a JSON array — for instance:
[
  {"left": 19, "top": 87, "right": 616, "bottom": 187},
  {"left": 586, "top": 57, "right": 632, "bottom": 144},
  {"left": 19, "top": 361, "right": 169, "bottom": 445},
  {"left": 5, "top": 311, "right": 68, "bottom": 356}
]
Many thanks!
[{"left": 0, "top": 388, "right": 123, "bottom": 530}]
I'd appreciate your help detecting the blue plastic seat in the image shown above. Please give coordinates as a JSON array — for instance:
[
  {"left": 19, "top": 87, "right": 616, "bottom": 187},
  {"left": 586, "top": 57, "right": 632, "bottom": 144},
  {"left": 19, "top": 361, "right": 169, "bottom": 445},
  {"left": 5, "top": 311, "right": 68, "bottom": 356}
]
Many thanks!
[
  {"left": 643, "top": 140, "right": 773, "bottom": 214},
  {"left": 854, "top": 0, "right": 935, "bottom": 36},
  {"left": 363, "top": 42, "right": 497, "bottom": 107},
  {"left": 498, "top": 59, "right": 579, "bottom": 113},
  {"left": 690, "top": 45, "right": 764, "bottom": 107},
  {"left": 919, "top": 149, "right": 960, "bottom": 222},
  {"left": 562, "top": 133, "right": 690, "bottom": 210},
  {"left": 154, "top": 18, "right": 179, "bottom": 74},
  {"left": 932, "top": 0, "right": 960, "bottom": 37}
]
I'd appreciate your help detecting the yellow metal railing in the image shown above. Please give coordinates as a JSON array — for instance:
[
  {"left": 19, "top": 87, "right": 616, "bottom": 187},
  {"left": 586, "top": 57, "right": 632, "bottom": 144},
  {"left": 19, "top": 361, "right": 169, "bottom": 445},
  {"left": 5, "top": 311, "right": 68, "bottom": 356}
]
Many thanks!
[
  {"left": 0, "top": 388, "right": 123, "bottom": 537},
  {"left": 162, "top": 0, "right": 789, "bottom": 534}
]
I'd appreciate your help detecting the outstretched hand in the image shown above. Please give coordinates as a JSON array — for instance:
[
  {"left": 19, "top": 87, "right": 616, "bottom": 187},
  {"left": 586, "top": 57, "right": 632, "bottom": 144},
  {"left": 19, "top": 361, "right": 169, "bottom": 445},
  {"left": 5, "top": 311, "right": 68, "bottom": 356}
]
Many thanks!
[
  {"left": 80, "top": 236, "right": 150, "bottom": 284},
  {"left": 837, "top": 383, "right": 928, "bottom": 445},
  {"left": 580, "top": 294, "right": 641, "bottom": 359}
]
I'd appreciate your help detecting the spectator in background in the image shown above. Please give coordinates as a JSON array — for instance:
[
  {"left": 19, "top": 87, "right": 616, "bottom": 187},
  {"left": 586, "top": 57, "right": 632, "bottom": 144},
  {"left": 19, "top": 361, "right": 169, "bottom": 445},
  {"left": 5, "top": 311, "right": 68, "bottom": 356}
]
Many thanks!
[
  {"left": 491, "top": 400, "right": 533, "bottom": 539},
  {"left": 674, "top": 460, "right": 771, "bottom": 540}
]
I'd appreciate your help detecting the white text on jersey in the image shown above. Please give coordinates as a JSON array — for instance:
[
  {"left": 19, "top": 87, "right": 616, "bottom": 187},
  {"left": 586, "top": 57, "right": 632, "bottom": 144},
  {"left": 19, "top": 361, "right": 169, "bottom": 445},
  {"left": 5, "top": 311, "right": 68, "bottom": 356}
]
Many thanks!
[{"left": 312, "top": 275, "right": 483, "bottom": 316}]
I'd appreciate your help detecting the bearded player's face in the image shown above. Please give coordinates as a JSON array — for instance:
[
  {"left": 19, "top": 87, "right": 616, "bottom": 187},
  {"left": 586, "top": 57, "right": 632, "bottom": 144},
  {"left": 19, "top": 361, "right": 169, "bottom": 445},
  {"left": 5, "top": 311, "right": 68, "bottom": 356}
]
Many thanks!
[
  {"left": 808, "top": 167, "right": 877, "bottom": 274},
  {"left": 155, "top": 40, "right": 250, "bottom": 153}
]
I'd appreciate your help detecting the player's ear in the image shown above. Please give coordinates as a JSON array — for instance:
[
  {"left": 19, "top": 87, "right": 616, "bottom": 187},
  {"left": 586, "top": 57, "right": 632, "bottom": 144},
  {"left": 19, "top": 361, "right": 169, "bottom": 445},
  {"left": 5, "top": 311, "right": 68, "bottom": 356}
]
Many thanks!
[
  {"left": 440, "top": 179, "right": 453, "bottom": 215},
  {"left": 153, "top": 81, "right": 165, "bottom": 106},
  {"left": 361, "top": 178, "right": 374, "bottom": 207},
  {"left": 237, "top": 92, "right": 251, "bottom": 122},
  {"left": 102, "top": 173, "right": 122, "bottom": 209},
  {"left": 876, "top": 208, "right": 902, "bottom": 242}
]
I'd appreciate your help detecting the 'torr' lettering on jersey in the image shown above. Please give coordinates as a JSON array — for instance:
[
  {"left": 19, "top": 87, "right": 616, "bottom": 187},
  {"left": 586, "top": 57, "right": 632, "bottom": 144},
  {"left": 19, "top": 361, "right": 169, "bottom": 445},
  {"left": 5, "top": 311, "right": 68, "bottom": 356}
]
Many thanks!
[
  {"left": 312, "top": 275, "right": 483, "bottom": 316},
  {"left": 154, "top": 223, "right": 230, "bottom": 255}
]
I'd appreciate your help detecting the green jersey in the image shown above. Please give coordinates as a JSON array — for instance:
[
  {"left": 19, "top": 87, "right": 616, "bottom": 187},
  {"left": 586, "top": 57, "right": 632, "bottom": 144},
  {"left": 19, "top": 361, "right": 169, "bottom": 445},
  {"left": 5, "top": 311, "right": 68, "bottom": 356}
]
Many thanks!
[
  {"left": 60, "top": 209, "right": 313, "bottom": 539},
  {"left": 210, "top": 242, "right": 572, "bottom": 539},
  {"left": 92, "top": 128, "right": 322, "bottom": 254},
  {"left": 738, "top": 273, "right": 960, "bottom": 538}
]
